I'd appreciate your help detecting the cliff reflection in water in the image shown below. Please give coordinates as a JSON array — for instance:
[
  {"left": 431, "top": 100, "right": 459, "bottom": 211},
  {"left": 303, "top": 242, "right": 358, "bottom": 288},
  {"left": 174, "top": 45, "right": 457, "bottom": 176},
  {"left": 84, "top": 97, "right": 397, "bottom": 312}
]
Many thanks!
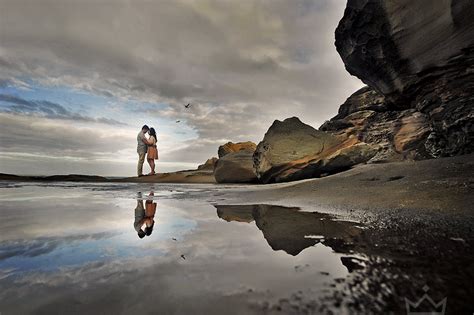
[{"left": 215, "top": 204, "right": 362, "bottom": 256}]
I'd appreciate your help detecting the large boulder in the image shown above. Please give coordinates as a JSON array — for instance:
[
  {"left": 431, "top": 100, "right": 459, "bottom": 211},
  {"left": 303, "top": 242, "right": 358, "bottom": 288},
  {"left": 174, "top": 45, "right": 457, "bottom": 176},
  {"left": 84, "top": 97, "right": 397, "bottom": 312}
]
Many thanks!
[
  {"left": 321, "top": 86, "right": 431, "bottom": 161},
  {"left": 335, "top": 0, "right": 474, "bottom": 157},
  {"left": 214, "top": 151, "right": 257, "bottom": 184},
  {"left": 218, "top": 141, "right": 257, "bottom": 158},
  {"left": 253, "top": 117, "right": 377, "bottom": 183}
]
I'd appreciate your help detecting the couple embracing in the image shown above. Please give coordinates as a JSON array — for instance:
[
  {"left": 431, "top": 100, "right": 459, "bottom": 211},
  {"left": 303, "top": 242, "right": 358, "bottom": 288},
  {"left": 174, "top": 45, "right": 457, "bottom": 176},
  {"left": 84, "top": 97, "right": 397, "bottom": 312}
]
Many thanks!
[{"left": 137, "top": 125, "right": 159, "bottom": 176}]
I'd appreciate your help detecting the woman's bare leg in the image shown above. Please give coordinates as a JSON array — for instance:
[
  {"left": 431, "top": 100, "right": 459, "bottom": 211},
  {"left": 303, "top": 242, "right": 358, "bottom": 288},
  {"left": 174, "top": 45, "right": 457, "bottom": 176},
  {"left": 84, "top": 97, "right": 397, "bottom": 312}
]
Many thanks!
[
  {"left": 150, "top": 160, "right": 155, "bottom": 174},
  {"left": 147, "top": 159, "right": 153, "bottom": 175}
]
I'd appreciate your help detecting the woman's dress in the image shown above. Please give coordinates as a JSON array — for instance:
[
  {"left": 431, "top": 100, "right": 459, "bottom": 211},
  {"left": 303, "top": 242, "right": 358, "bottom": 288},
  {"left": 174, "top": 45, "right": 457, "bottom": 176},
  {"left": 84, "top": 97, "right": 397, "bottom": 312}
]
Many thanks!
[{"left": 147, "top": 137, "right": 158, "bottom": 160}]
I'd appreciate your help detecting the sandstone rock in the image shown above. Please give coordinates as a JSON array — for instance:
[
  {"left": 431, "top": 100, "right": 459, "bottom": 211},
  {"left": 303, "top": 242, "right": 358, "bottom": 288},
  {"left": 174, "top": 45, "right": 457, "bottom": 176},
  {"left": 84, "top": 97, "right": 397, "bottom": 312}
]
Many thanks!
[
  {"left": 321, "top": 86, "right": 432, "bottom": 161},
  {"left": 332, "top": 86, "right": 387, "bottom": 120},
  {"left": 214, "top": 151, "right": 257, "bottom": 183},
  {"left": 253, "top": 117, "right": 377, "bottom": 183},
  {"left": 218, "top": 141, "right": 257, "bottom": 158},
  {"left": 254, "top": 117, "right": 341, "bottom": 183},
  {"left": 335, "top": 0, "right": 474, "bottom": 157},
  {"left": 197, "top": 157, "right": 218, "bottom": 170},
  {"left": 318, "top": 143, "right": 379, "bottom": 173}
]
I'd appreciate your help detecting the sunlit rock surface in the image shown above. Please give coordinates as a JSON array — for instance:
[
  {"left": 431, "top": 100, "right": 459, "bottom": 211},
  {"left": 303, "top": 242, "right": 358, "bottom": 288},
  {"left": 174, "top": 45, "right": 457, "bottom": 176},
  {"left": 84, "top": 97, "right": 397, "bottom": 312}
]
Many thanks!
[
  {"left": 321, "top": 86, "right": 431, "bottom": 161},
  {"left": 254, "top": 117, "right": 376, "bottom": 183},
  {"left": 217, "top": 141, "right": 257, "bottom": 158}
]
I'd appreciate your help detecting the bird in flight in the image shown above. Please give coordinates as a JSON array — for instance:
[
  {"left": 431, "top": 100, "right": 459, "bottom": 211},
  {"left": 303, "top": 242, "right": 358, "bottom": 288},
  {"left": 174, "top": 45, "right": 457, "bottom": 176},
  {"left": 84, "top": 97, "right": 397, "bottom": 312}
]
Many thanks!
[
  {"left": 184, "top": 103, "right": 191, "bottom": 109},
  {"left": 176, "top": 120, "right": 181, "bottom": 123}
]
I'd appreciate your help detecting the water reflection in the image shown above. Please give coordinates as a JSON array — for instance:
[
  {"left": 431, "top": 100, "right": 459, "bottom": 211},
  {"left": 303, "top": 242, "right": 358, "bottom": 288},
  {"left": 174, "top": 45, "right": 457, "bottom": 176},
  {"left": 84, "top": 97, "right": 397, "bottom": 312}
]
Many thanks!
[
  {"left": 134, "top": 191, "right": 157, "bottom": 238},
  {"left": 0, "top": 184, "right": 471, "bottom": 314},
  {"left": 215, "top": 204, "right": 362, "bottom": 256}
]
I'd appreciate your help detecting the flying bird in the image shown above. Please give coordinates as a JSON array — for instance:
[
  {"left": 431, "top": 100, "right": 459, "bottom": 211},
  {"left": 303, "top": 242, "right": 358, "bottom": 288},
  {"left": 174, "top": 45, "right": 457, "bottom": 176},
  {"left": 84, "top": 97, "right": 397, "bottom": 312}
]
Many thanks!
[
  {"left": 184, "top": 103, "right": 191, "bottom": 109},
  {"left": 180, "top": 254, "right": 186, "bottom": 260},
  {"left": 176, "top": 120, "right": 181, "bottom": 123}
]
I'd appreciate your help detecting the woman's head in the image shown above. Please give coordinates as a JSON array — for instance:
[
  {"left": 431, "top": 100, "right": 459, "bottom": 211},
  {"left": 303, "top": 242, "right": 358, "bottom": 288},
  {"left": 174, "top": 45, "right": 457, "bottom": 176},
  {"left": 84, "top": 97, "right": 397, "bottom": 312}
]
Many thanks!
[
  {"left": 145, "top": 220, "right": 155, "bottom": 236},
  {"left": 149, "top": 128, "right": 156, "bottom": 139}
]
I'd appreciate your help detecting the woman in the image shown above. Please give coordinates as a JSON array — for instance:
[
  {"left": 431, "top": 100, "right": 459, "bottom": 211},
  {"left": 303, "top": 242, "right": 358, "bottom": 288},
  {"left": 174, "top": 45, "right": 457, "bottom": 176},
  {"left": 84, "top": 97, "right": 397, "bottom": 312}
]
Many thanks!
[
  {"left": 144, "top": 191, "right": 157, "bottom": 236},
  {"left": 146, "top": 127, "right": 159, "bottom": 175}
]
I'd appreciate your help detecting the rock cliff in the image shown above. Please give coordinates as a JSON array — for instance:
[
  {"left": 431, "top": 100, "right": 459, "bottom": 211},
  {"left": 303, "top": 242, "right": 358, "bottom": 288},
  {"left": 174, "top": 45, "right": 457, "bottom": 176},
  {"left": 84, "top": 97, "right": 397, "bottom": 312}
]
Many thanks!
[{"left": 334, "top": 0, "right": 474, "bottom": 157}]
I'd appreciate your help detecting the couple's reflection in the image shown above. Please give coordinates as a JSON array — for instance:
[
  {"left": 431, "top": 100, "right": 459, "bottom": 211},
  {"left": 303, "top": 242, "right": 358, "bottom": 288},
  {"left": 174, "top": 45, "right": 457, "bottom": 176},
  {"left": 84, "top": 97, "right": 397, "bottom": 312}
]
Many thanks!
[{"left": 134, "top": 191, "right": 157, "bottom": 239}]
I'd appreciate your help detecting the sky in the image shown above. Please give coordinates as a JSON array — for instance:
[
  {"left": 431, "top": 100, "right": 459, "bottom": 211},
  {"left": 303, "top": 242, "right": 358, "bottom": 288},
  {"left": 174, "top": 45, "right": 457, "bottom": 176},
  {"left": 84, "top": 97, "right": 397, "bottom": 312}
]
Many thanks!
[{"left": 0, "top": 0, "right": 363, "bottom": 176}]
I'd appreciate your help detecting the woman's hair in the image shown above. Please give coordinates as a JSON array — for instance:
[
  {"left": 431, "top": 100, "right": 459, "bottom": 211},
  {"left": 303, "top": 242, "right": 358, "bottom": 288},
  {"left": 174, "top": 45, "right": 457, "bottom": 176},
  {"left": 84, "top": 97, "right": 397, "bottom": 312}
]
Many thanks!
[
  {"left": 145, "top": 221, "right": 154, "bottom": 236},
  {"left": 149, "top": 128, "right": 157, "bottom": 141}
]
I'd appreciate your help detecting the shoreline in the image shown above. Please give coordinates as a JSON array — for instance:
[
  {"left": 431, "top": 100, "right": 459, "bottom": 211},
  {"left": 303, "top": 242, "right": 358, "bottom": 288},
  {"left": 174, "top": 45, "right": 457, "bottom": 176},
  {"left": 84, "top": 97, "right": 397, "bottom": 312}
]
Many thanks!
[
  {"left": 2, "top": 154, "right": 473, "bottom": 214},
  {"left": 0, "top": 169, "right": 217, "bottom": 184}
]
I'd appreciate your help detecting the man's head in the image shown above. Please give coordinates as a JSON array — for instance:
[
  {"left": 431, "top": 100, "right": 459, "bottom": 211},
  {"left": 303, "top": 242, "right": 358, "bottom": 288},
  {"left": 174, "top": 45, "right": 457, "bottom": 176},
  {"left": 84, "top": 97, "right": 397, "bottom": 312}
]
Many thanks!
[
  {"left": 137, "top": 229, "right": 146, "bottom": 239},
  {"left": 141, "top": 125, "right": 149, "bottom": 132}
]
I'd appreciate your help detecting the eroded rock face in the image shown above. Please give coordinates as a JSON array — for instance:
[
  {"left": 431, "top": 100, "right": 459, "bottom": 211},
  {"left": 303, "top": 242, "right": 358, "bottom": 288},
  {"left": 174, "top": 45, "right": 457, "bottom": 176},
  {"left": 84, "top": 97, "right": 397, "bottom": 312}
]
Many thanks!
[
  {"left": 218, "top": 141, "right": 257, "bottom": 158},
  {"left": 197, "top": 157, "right": 218, "bottom": 170},
  {"left": 253, "top": 117, "right": 377, "bottom": 183},
  {"left": 214, "top": 151, "right": 258, "bottom": 183},
  {"left": 321, "top": 86, "right": 431, "bottom": 161},
  {"left": 336, "top": 0, "right": 474, "bottom": 103},
  {"left": 335, "top": 0, "right": 474, "bottom": 157}
]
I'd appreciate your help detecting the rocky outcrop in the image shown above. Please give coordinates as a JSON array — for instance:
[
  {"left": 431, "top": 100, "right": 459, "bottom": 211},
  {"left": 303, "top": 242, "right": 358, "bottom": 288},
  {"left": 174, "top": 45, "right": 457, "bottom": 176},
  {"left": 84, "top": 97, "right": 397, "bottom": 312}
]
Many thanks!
[
  {"left": 217, "top": 141, "right": 257, "bottom": 158},
  {"left": 321, "top": 86, "right": 431, "bottom": 161},
  {"left": 253, "top": 117, "right": 377, "bottom": 183},
  {"left": 213, "top": 142, "right": 257, "bottom": 183},
  {"left": 197, "top": 157, "right": 218, "bottom": 170},
  {"left": 214, "top": 151, "right": 258, "bottom": 183},
  {"left": 335, "top": 0, "right": 474, "bottom": 157}
]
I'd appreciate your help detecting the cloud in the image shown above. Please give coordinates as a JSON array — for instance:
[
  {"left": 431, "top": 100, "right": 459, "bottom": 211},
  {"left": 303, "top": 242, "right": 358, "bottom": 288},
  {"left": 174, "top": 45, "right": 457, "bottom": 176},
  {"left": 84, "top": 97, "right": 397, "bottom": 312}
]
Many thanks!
[
  {"left": 0, "top": 113, "right": 133, "bottom": 158},
  {"left": 0, "top": 94, "right": 126, "bottom": 125},
  {"left": 0, "top": 0, "right": 361, "bottom": 113},
  {"left": 0, "top": 0, "right": 364, "bottom": 174}
]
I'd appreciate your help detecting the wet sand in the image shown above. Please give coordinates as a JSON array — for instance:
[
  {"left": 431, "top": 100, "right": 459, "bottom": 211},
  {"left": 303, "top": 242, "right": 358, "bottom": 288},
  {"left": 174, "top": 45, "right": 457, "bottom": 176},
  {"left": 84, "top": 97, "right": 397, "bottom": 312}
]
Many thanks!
[{"left": 215, "top": 153, "right": 474, "bottom": 214}]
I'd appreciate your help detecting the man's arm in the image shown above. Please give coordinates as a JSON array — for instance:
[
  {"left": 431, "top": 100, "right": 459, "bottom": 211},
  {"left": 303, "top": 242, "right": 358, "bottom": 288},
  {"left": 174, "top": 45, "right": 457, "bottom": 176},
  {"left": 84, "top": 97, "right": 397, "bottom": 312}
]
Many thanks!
[{"left": 139, "top": 133, "right": 149, "bottom": 144}]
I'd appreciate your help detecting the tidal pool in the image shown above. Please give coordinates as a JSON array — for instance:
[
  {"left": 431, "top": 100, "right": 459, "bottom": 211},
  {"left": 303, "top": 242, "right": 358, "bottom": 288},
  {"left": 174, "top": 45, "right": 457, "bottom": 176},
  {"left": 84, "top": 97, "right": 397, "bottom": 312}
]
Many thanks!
[
  {"left": 0, "top": 183, "right": 366, "bottom": 314},
  {"left": 1, "top": 182, "right": 472, "bottom": 314}
]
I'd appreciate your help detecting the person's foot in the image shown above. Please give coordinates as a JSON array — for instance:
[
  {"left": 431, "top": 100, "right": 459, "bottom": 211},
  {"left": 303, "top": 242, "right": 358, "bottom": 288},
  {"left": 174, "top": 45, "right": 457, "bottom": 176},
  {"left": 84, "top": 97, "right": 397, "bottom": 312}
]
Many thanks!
[{"left": 138, "top": 174, "right": 145, "bottom": 177}]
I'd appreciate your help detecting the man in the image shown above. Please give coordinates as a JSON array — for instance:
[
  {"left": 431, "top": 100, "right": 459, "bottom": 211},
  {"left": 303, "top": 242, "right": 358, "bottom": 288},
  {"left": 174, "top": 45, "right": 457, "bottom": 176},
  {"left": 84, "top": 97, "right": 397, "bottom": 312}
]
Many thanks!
[
  {"left": 134, "top": 192, "right": 146, "bottom": 239},
  {"left": 137, "top": 125, "right": 149, "bottom": 176}
]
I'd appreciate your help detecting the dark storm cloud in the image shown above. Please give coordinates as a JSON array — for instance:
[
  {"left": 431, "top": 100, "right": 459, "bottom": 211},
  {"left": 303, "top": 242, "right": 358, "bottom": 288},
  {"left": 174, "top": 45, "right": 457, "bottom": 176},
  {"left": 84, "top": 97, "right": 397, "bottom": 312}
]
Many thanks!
[
  {"left": 0, "top": 0, "right": 362, "bottom": 111},
  {"left": 0, "top": 94, "right": 126, "bottom": 125},
  {"left": 0, "top": 0, "right": 364, "bottom": 172}
]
